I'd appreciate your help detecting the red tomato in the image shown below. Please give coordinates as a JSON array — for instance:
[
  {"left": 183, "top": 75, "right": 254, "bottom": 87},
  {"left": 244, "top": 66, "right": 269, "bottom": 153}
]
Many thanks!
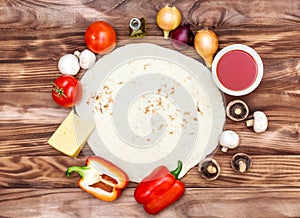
[
  {"left": 85, "top": 21, "right": 117, "bottom": 54},
  {"left": 52, "top": 75, "right": 82, "bottom": 108}
]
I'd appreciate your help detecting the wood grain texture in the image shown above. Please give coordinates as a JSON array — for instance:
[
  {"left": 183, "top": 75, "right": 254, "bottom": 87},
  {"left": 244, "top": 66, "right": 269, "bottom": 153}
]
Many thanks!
[
  {"left": 0, "top": 0, "right": 299, "bottom": 217},
  {"left": 0, "top": 0, "right": 299, "bottom": 29},
  {"left": 1, "top": 155, "right": 300, "bottom": 188},
  {"left": 1, "top": 187, "right": 300, "bottom": 218},
  {"left": 0, "top": 29, "right": 299, "bottom": 64},
  {"left": 0, "top": 53, "right": 299, "bottom": 92},
  {"left": 0, "top": 90, "right": 298, "bottom": 156}
]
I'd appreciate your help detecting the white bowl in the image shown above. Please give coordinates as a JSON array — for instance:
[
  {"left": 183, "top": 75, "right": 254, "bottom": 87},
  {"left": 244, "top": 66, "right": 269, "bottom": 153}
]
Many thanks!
[{"left": 211, "top": 44, "right": 263, "bottom": 96}]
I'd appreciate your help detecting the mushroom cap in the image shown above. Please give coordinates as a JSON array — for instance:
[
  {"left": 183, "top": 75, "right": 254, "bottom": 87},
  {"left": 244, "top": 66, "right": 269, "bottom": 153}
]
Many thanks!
[
  {"left": 231, "top": 153, "right": 252, "bottom": 173},
  {"left": 226, "top": 99, "right": 249, "bottom": 121},
  {"left": 219, "top": 130, "right": 239, "bottom": 152},
  {"left": 78, "top": 49, "right": 96, "bottom": 69},
  {"left": 253, "top": 111, "right": 268, "bottom": 133},
  {"left": 198, "top": 158, "right": 221, "bottom": 180},
  {"left": 58, "top": 54, "right": 80, "bottom": 75}
]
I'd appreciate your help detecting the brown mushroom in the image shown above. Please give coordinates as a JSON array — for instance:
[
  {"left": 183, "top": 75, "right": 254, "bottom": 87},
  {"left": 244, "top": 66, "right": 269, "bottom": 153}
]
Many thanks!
[
  {"left": 226, "top": 100, "right": 249, "bottom": 121},
  {"left": 198, "top": 158, "right": 221, "bottom": 180},
  {"left": 231, "top": 153, "right": 252, "bottom": 173}
]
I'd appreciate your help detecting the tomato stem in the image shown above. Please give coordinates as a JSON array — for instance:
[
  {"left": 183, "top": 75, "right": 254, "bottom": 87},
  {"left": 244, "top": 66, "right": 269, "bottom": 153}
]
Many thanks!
[{"left": 52, "top": 83, "right": 67, "bottom": 98}]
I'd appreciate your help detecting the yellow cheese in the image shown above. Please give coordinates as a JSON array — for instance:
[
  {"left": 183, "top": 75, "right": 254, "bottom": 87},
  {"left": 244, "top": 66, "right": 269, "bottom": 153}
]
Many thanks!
[{"left": 48, "top": 111, "right": 95, "bottom": 157}]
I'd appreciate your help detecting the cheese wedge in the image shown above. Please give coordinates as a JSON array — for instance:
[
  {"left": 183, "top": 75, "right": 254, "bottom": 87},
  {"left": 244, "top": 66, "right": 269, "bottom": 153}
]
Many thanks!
[{"left": 48, "top": 111, "right": 95, "bottom": 157}]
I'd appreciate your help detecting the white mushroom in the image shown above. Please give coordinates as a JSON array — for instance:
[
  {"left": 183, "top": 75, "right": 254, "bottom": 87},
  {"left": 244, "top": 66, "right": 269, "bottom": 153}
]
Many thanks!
[
  {"left": 74, "top": 49, "right": 96, "bottom": 70},
  {"left": 246, "top": 111, "right": 268, "bottom": 133},
  {"left": 58, "top": 54, "right": 80, "bottom": 75},
  {"left": 219, "top": 130, "right": 240, "bottom": 152}
]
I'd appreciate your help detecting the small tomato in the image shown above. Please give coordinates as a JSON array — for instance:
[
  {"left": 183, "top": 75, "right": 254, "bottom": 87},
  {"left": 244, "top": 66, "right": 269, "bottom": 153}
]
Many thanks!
[
  {"left": 52, "top": 75, "right": 82, "bottom": 108},
  {"left": 85, "top": 21, "right": 117, "bottom": 54}
]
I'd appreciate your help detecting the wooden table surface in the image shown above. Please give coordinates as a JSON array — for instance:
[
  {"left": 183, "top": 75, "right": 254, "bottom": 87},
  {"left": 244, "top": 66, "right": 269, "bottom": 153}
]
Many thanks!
[{"left": 1, "top": 1, "right": 299, "bottom": 217}]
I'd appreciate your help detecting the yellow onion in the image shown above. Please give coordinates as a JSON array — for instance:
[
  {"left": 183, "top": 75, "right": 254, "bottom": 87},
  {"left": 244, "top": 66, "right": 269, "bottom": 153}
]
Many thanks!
[
  {"left": 194, "top": 28, "right": 219, "bottom": 68},
  {"left": 156, "top": 5, "right": 182, "bottom": 39}
]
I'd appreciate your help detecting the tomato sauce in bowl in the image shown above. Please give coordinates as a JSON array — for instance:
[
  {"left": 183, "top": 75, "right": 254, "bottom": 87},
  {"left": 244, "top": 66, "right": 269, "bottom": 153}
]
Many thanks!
[{"left": 212, "top": 44, "right": 263, "bottom": 96}]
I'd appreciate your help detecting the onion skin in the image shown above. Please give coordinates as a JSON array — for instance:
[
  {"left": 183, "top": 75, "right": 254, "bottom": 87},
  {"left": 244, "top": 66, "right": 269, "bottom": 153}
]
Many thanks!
[
  {"left": 170, "top": 23, "right": 194, "bottom": 50},
  {"left": 156, "top": 5, "right": 181, "bottom": 39},
  {"left": 194, "top": 28, "right": 219, "bottom": 68}
]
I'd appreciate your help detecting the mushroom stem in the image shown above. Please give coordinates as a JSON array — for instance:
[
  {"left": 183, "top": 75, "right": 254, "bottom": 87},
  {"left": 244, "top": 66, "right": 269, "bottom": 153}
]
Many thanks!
[
  {"left": 199, "top": 158, "right": 221, "bottom": 180},
  {"left": 219, "top": 130, "right": 240, "bottom": 152},
  {"left": 207, "top": 165, "right": 217, "bottom": 174},
  {"left": 238, "top": 160, "right": 247, "bottom": 173},
  {"left": 221, "top": 146, "right": 228, "bottom": 152},
  {"left": 231, "top": 153, "right": 252, "bottom": 173},
  {"left": 226, "top": 99, "right": 249, "bottom": 121},
  {"left": 74, "top": 50, "right": 81, "bottom": 58},
  {"left": 246, "top": 119, "right": 254, "bottom": 127},
  {"left": 234, "top": 107, "right": 242, "bottom": 115},
  {"left": 246, "top": 111, "right": 268, "bottom": 133}
]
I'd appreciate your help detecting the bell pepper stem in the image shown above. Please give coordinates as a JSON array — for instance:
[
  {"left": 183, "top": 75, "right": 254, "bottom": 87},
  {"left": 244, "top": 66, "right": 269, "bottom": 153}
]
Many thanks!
[
  {"left": 66, "top": 165, "right": 91, "bottom": 178},
  {"left": 170, "top": 160, "right": 183, "bottom": 179}
]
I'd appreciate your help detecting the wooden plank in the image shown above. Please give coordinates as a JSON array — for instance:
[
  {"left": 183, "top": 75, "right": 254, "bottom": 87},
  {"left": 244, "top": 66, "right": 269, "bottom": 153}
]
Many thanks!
[
  {"left": 0, "top": 0, "right": 298, "bottom": 216},
  {"left": 1, "top": 187, "right": 300, "bottom": 217},
  {"left": 0, "top": 91, "right": 299, "bottom": 156},
  {"left": 0, "top": 56, "right": 299, "bottom": 92},
  {"left": 0, "top": 124, "right": 63, "bottom": 156},
  {"left": 0, "top": 29, "right": 300, "bottom": 65},
  {"left": 0, "top": 111, "right": 299, "bottom": 155},
  {"left": 0, "top": 0, "right": 299, "bottom": 29},
  {"left": 1, "top": 114, "right": 298, "bottom": 156},
  {"left": 0, "top": 116, "right": 298, "bottom": 156},
  {"left": 1, "top": 155, "right": 300, "bottom": 188},
  {"left": 0, "top": 93, "right": 69, "bottom": 122}
]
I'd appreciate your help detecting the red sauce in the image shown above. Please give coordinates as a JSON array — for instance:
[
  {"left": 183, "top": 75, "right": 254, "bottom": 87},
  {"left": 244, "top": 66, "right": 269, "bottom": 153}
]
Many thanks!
[{"left": 217, "top": 50, "right": 258, "bottom": 91}]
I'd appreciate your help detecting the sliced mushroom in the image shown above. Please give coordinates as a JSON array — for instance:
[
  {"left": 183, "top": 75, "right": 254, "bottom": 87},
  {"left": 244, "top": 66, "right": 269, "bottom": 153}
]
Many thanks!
[
  {"left": 226, "top": 99, "right": 249, "bottom": 121},
  {"left": 246, "top": 111, "right": 268, "bottom": 133},
  {"left": 198, "top": 158, "right": 220, "bottom": 180},
  {"left": 219, "top": 130, "right": 240, "bottom": 152},
  {"left": 231, "top": 153, "right": 252, "bottom": 173}
]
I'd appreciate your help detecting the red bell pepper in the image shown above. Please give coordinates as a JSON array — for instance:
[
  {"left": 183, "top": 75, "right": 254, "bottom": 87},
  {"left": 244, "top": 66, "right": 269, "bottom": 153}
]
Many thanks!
[
  {"left": 134, "top": 160, "right": 185, "bottom": 214},
  {"left": 66, "top": 156, "right": 129, "bottom": 202}
]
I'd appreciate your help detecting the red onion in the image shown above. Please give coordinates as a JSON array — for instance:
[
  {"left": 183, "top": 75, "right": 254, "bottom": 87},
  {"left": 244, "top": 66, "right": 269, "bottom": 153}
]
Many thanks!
[{"left": 170, "top": 23, "right": 194, "bottom": 50}]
